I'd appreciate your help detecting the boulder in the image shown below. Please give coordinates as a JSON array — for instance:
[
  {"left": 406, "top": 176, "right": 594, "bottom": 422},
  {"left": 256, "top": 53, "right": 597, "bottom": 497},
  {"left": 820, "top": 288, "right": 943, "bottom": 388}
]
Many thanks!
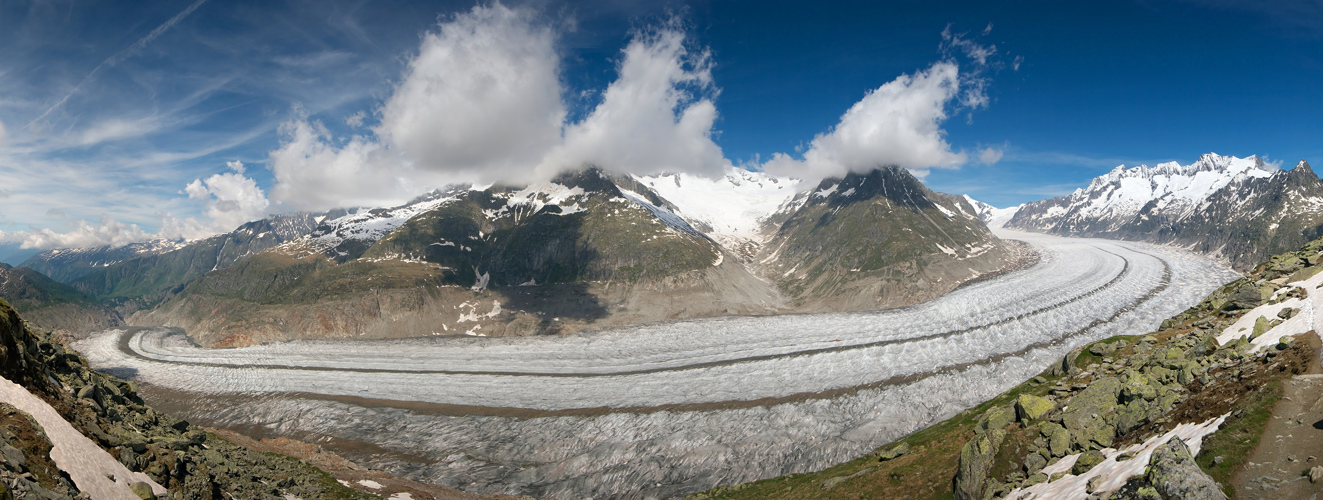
[
  {"left": 1015, "top": 394, "right": 1054, "bottom": 422},
  {"left": 876, "top": 442, "right": 909, "bottom": 461},
  {"left": 1224, "top": 284, "right": 1267, "bottom": 310},
  {"left": 1072, "top": 449, "right": 1106, "bottom": 475},
  {"left": 1310, "top": 466, "right": 1323, "bottom": 483},
  {"left": 1090, "top": 342, "right": 1120, "bottom": 356},
  {"left": 1145, "top": 438, "right": 1227, "bottom": 500},
  {"left": 954, "top": 429, "right": 1006, "bottom": 500},
  {"left": 129, "top": 482, "right": 157, "bottom": 500},
  {"left": 980, "top": 406, "right": 1016, "bottom": 432},
  {"left": 1024, "top": 452, "right": 1047, "bottom": 474}
]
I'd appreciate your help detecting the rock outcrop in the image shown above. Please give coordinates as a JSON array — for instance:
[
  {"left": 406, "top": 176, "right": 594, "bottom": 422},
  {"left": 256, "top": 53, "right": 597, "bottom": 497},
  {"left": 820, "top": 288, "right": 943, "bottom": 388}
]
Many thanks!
[
  {"left": 0, "top": 298, "right": 370, "bottom": 499},
  {"left": 1144, "top": 439, "right": 1227, "bottom": 500}
]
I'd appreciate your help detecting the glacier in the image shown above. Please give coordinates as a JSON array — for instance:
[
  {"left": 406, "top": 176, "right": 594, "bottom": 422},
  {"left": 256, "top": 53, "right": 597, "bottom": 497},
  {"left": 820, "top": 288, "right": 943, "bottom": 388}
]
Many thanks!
[{"left": 75, "top": 230, "right": 1239, "bottom": 499}]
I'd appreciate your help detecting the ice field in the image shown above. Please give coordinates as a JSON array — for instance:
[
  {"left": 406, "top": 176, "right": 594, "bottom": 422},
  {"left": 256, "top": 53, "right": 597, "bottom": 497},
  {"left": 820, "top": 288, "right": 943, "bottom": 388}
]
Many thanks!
[{"left": 76, "top": 231, "right": 1240, "bottom": 498}]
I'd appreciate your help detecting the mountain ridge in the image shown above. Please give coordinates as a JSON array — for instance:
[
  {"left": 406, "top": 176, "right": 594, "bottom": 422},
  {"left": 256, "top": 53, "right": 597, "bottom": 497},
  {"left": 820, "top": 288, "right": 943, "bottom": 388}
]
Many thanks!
[{"left": 1007, "top": 153, "right": 1323, "bottom": 270}]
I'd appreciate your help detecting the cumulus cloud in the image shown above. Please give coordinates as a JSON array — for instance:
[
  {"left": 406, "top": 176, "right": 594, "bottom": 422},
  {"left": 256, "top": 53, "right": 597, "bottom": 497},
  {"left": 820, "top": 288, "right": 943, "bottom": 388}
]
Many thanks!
[
  {"left": 13, "top": 215, "right": 152, "bottom": 249},
  {"left": 267, "top": 5, "right": 730, "bottom": 211},
  {"left": 1, "top": 160, "right": 271, "bottom": 249},
  {"left": 763, "top": 61, "right": 967, "bottom": 180},
  {"left": 269, "top": 3, "right": 565, "bottom": 210},
  {"left": 760, "top": 25, "right": 1010, "bottom": 182},
  {"left": 538, "top": 21, "right": 728, "bottom": 178},
  {"left": 170, "top": 166, "right": 270, "bottom": 239}
]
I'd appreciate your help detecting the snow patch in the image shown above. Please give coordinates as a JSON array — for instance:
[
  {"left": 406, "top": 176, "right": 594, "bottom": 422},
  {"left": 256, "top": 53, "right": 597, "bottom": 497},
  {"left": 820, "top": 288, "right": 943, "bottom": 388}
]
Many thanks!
[{"left": 1005, "top": 414, "right": 1227, "bottom": 500}]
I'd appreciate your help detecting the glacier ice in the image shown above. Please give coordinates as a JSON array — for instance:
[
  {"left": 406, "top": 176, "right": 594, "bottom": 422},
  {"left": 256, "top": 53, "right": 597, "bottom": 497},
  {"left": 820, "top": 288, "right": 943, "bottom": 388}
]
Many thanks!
[{"left": 75, "top": 230, "right": 1239, "bottom": 499}]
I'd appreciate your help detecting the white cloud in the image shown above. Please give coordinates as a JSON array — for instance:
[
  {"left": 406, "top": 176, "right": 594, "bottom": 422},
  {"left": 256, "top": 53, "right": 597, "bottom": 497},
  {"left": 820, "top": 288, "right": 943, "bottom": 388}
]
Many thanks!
[
  {"left": 0, "top": 161, "right": 271, "bottom": 249},
  {"left": 764, "top": 61, "right": 967, "bottom": 180},
  {"left": 78, "top": 117, "right": 161, "bottom": 146},
  {"left": 344, "top": 111, "right": 365, "bottom": 128},
  {"left": 11, "top": 215, "right": 152, "bottom": 249},
  {"left": 268, "top": 117, "right": 410, "bottom": 210},
  {"left": 0, "top": 119, "right": 7, "bottom": 144},
  {"left": 269, "top": 3, "right": 565, "bottom": 210},
  {"left": 979, "top": 147, "right": 1004, "bottom": 165},
  {"left": 267, "top": 6, "right": 732, "bottom": 211},
  {"left": 537, "top": 21, "right": 729, "bottom": 179},
  {"left": 376, "top": 3, "right": 564, "bottom": 180},
  {"left": 171, "top": 168, "right": 269, "bottom": 239}
]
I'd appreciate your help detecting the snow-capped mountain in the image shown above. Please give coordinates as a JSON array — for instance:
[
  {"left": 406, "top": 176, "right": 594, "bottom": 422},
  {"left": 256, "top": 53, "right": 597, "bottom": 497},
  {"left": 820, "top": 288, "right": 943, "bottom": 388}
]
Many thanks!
[
  {"left": 22, "top": 239, "right": 187, "bottom": 283},
  {"left": 633, "top": 167, "right": 803, "bottom": 257},
  {"left": 963, "top": 195, "right": 1022, "bottom": 229},
  {"left": 135, "top": 166, "right": 1017, "bottom": 345},
  {"left": 1008, "top": 153, "right": 1323, "bottom": 269}
]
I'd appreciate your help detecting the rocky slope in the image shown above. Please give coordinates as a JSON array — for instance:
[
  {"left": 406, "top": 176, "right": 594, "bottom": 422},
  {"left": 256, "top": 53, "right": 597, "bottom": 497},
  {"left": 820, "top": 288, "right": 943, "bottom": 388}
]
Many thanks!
[
  {"left": 0, "top": 298, "right": 379, "bottom": 499},
  {"left": 699, "top": 230, "right": 1323, "bottom": 500},
  {"left": 1007, "top": 153, "right": 1323, "bottom": 270},
  {"left": 760, "top": 167, "right": 1016, "bottom": 311},
  {"left": 0, "top": 263, "right": 121, "bottom": 339}
]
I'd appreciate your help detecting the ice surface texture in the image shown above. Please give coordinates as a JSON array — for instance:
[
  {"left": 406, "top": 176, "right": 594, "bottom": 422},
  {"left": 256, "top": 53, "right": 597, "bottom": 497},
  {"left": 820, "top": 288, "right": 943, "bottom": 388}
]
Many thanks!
[{"left": 76, "top": 231, "right": 1238, "bottom": 498}]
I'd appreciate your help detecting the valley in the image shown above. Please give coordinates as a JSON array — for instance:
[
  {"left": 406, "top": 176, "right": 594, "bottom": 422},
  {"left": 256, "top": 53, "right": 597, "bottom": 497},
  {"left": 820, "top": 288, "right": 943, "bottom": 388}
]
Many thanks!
[{"left": 74, "top": 230, "right": 1236, "bottom": 498}]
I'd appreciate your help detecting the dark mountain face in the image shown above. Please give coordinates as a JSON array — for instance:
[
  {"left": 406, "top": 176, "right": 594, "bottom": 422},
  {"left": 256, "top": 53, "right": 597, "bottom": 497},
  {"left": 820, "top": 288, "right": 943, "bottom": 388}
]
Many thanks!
[
  {"left": 1008, "top": 155, "right": 1323, "bottom": 270},
  {"left": 0, "top": 264, "right": 120, "bottom": 337},
  {"left": 65, "top": 212, "right": 334, "bottom": 307}
]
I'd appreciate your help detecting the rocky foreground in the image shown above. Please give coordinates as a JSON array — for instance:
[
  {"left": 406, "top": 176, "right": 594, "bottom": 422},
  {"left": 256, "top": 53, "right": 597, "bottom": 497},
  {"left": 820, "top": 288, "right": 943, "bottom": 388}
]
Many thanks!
[
  {"left": 698, "top": 235, "right": 1323, "bottom": 499},
  {"left": 0, "top": 298, "right": 539, "bottom": 500}
]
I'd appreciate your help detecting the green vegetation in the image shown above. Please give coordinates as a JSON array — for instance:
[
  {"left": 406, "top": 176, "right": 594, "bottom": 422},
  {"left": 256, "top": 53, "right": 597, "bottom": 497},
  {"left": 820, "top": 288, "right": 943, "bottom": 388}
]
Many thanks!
[{"left": 1195, "top": 380, "right": 1281, "bottom": 496}]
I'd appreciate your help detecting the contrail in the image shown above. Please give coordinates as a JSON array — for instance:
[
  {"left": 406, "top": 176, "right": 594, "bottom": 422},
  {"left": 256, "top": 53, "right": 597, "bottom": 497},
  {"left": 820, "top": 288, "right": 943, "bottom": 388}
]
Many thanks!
[{"left": 24, "top": 0, "right": 209, "bottom": 130}]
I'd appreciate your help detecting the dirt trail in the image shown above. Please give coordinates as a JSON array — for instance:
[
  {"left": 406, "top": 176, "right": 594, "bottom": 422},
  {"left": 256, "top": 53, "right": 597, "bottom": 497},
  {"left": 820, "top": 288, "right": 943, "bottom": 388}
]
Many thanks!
[{"left": 1234, "top": 332, "right": 1323, "bottom": 499}]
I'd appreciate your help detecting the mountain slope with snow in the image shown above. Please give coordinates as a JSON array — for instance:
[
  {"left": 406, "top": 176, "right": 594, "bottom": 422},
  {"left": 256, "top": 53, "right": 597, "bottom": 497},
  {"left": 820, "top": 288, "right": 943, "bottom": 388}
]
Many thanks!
[
  {"left": 761, "top": 167, "right": 1015, "bottom": 311},
  {"left": 22, "top": 239, "right": 186, "bottom": 283},
  {"left": 963, "top": 195, "right": 1023, "bottom": 229},
  {"left": 144, "top": 168, "right": 782, "bottom": 346},
  {"left": 633, "top": 167, "right": 803, "bottom": 257},
  {"left": 1008, "top": 153, "right": 1323, "bottom": 269}
]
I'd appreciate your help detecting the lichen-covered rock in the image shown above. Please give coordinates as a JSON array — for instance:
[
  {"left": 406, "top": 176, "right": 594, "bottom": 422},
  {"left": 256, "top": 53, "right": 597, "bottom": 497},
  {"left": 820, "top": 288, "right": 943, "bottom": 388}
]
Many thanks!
[
  {"left": 1120, "top": 370, "right": 1159, "bottom": 403},
  {"left": 1072, "top": 449, "right": 1105, "bottom": 475},
  {"left": 1015, "top": 394, "right": 1054, "bottom": 422},
  {"left": 954, "top": 429, "right": 1006, "bottom": 500},
  {"left": 1251, "top": 316, "right": 1272, "bottom": 340},
  {"left": 876, "top": 442, "right": 909, "bottom": 461},
  {"left": 1024, "top": 452, "right": 1047, "bottom": 474},
  {"left": 1145, "top": 438, "right": 1227, "bottom": 500},
  {"left": 980, "top": 406, "right": 1016, "bottom": 433},
  {"left": 1040, "top": 423, "right": 1071, "bottom": 457}
]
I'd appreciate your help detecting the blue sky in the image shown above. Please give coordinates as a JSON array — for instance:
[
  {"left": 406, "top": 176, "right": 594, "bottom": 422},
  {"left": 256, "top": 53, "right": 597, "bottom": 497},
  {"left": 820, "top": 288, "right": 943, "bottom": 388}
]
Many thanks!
[{"left": 0, "top": 0, "right": 1320, "bottom": 255}]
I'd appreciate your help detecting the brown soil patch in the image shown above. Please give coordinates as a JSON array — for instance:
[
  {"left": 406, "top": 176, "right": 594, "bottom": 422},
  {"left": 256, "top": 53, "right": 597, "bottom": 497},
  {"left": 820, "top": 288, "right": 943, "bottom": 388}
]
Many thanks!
[{"left": 0, "top": 402, "right": 68, "bottom": 491}]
